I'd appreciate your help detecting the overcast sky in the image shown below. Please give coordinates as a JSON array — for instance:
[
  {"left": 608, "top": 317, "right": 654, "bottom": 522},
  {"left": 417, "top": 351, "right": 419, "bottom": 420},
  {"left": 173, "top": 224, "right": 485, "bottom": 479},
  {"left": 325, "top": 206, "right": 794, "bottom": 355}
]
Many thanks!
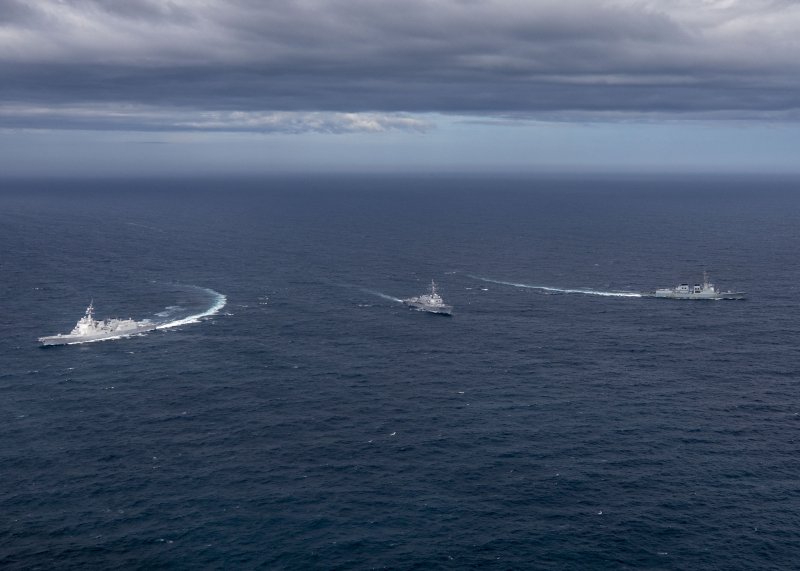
[{"left": 2, "top": 0, "right": 800, "bottom": 176}]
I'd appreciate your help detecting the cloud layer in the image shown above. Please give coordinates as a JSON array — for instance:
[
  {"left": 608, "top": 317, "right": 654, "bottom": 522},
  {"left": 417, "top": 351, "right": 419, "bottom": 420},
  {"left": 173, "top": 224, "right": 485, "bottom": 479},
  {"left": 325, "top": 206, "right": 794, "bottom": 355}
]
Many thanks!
[{"left": 2, "top": 0, "right": 800, "bottom": 131}]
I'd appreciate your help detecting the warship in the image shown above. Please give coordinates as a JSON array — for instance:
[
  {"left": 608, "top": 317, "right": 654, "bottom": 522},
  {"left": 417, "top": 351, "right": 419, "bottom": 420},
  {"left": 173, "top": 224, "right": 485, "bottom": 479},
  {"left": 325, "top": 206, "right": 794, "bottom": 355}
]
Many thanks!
[
  {"left": 652, "top": 272, "right": 745, "bottom": 300},
  {"left": 403, "top": 280, "right": 453, "bottom": 315},
  {"left": 39, "top": 301, "right": 156, "bottom": 346}
]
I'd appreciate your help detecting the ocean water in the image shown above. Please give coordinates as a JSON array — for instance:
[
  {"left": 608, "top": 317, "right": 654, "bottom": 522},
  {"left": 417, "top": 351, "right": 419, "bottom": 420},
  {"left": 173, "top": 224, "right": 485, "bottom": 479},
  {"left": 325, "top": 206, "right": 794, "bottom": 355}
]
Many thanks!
[{"left": 1, "top": 174, "right": 799, "bottom": 569}]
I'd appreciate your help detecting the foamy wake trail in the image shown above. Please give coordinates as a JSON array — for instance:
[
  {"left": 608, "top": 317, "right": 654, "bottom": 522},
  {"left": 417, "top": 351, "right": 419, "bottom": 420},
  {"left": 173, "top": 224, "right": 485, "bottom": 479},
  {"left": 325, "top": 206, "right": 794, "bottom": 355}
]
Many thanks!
[
  {"left": 360, "top": 288, "right": 403, "bottom": 303},
  {"left": 469, "top": 275, "right": 642, "bottom": 298},
  {"left": 155, "top": 287, "right": 227, "bottom": 329}
]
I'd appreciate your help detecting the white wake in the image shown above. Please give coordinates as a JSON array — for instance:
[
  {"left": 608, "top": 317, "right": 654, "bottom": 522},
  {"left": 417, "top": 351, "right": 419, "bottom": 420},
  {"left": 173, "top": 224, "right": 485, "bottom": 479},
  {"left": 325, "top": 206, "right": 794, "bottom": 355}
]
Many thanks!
[
  {"left": 155, "top": 287, "right": 227, "bottom": 329},
  {"left": 360, "top": 288, "right": 403, "bottom": 303},
  {"left": 469, "top": 275, "right": 642, "bottom": 298}
]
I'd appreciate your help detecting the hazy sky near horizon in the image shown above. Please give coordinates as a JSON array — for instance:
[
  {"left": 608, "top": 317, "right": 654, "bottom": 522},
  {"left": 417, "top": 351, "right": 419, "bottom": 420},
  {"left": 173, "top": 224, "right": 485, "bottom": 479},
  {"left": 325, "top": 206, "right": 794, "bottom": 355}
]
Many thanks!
[{"left": 2, "top": 0, "right": 800, "bottom": 176}]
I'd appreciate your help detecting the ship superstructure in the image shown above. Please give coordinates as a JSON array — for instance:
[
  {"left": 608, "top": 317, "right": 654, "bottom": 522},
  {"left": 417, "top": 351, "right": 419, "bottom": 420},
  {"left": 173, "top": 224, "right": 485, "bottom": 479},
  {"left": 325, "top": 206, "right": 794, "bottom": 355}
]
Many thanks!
[
  {"left": 39, "top": 301, "right": 156, "bottom": 346},
  {"left": 402, "top": 280, "right": 453, "bottom": 315}
]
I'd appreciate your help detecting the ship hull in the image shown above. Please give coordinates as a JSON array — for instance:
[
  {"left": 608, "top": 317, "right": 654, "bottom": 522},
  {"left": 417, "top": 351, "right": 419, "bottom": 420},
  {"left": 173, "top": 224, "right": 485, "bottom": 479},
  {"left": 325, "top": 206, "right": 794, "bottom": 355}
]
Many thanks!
[
  {"left": 651, "top": 291, "right": 746, "bottom": 300},
  {"left": 39, "top": 323, "right": 157, "bottom": 346},
  {"left": 403, "top": 301, "right": 453, "bottom": 315}
]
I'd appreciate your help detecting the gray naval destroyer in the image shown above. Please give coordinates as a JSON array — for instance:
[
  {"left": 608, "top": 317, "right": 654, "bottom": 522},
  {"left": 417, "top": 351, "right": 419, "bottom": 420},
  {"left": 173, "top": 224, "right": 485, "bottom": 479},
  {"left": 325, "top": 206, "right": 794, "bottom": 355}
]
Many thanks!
[
  {"left": 652, "top": 272, "right": 745, "bottom": 300},
  {"left": 403, "top": 280, "right": 453, "bottom": 315},
  {"left": 39, "top": 301, "right": 156, "bottom": 346}
]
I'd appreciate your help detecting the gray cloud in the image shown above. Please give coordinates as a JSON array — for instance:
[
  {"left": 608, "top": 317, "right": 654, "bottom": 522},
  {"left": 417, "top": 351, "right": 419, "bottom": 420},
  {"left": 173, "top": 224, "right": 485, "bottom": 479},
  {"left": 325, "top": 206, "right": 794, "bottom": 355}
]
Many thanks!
[{"left": 2, "top": 0, "right": 800, "bottom": 131}]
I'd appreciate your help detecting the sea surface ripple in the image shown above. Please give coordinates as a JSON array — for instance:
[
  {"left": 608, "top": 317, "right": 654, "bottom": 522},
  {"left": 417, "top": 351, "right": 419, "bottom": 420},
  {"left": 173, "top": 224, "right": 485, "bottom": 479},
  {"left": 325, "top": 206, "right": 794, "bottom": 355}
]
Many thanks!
[{"left": 1, "top": 175, "right": 799, "bottom": 569}]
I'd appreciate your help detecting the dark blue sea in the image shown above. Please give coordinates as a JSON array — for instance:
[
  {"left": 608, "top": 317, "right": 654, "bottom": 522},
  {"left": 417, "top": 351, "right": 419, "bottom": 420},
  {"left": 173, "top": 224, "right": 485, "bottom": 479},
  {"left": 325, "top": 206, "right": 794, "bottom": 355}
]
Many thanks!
[{"left": 2, "top": 174, "right": 800, "bottom": 569}]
